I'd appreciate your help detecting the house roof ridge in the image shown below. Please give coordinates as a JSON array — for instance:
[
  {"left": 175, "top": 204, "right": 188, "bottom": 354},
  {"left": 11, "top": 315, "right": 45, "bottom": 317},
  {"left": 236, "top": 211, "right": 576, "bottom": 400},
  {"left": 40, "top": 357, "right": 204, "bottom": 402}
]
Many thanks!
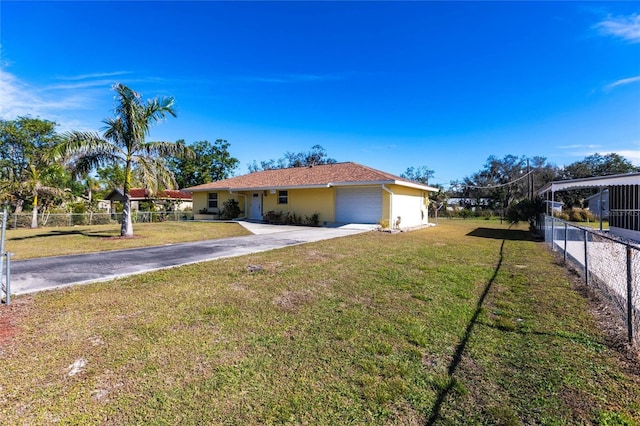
[{"left": 184, "top": 161, "right": 438, "bottom": 192}]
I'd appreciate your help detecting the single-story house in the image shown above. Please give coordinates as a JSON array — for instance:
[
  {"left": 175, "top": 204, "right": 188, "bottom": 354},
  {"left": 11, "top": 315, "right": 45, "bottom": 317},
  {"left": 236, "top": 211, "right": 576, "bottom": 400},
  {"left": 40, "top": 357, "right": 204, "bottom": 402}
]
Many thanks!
[
  {"left": 184, "top": 162, "right": 439, "bottom": 229},
  {"left": 104, "top": 188, "right": 193, "bottom": 212},
  {"left": 446, "top": 197, "right": 491, "bottom": 211},
  {"left": 545, "top": 200, "right": 564, "bottom": 213},
  {"left": 537, "top": 173, "right": 640, "bottom": 241},
  {"left": 586, "top": 189, "right": 609, "bottom": 219}
]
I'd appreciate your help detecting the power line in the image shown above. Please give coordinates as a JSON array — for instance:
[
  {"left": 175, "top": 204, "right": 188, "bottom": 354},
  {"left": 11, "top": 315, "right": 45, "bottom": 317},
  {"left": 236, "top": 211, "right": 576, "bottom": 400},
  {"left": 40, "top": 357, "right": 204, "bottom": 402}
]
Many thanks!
[{"left": 454, "top": 170, "right": 534, "bottom": 190}]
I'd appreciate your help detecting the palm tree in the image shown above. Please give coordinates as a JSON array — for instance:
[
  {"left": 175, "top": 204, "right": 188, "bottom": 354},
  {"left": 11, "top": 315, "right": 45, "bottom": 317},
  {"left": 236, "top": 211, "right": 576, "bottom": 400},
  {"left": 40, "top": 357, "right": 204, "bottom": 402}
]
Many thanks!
[
  {"left": 25, "top": 164, "right": 68, "bottom": 228},
  {"left": 53, "top": 83, "right": 192, "bottom": 236}
]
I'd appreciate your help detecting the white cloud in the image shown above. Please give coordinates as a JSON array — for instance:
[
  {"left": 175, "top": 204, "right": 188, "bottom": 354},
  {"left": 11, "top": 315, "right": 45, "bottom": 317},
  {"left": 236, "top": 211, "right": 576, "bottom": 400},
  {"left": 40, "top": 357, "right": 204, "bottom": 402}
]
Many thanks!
[
  {"left": 58, "top": 71, "right": 131, "bottom": 81},
  {"left": 0, "top": 66, "right": 119, "bottom": 132},
  {"left": 594, "top": 13, "right": 640, "bottom": 43},
  {"left": 556, "top": 144, "right": 601, "bottom": 150},
  {"left": 604, "top": 75, "right": 640, "bottom": 91},
  {"left": 0, "top": 70, "right": 86, "bottom": 119},
  {"left": 575, "top": 145, "right": 640, "bottom": 166},
  {"left": 615, "top": 148, "right": 640, "bottom": 166}
]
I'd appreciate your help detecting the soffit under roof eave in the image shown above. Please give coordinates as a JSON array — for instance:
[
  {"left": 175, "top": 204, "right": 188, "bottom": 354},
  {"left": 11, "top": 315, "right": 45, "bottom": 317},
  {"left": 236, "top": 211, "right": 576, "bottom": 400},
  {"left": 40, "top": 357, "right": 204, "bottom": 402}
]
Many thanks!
[
  {"left": 330, "top": 180, "right": 439, "bottom": 191},
  {"left": 537, "top": 173, "right": 640, "bottom": 195}
]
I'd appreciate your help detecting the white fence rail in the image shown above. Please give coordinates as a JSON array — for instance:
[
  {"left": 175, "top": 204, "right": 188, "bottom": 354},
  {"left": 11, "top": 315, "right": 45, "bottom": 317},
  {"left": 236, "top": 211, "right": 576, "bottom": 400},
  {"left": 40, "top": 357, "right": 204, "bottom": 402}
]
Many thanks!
[{"left": 538, "top": 214, "right": 640, "bottom": 347}]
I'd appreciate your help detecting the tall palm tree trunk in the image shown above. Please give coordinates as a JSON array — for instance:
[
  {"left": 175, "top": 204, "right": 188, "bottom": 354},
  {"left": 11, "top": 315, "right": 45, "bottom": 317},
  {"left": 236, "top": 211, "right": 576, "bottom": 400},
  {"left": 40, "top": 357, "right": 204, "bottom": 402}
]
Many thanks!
[
  {"left": 121, "top": 164, "right": 134, "bottom": 237},
  {"left": 121, "top": 194, "right": 134, "bottom": 237},
  {"left": 31, "top": 193, "right": 39, "bottom": 229}
]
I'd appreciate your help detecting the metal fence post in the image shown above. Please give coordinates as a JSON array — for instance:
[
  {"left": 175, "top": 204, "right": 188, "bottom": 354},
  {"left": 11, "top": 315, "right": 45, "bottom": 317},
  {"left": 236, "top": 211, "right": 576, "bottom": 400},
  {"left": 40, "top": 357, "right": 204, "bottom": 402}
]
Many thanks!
[
  {"left": 563, "top": 223, "right": 568, "bottom": 263},
  {"left": 583, "top": 229, "right": 589, "bottom": 286},
  {"left": 4, "top": 252, "right": 10, "bottom": 305},
  {"left": 0, "top": 208, "right": 6, "bottom": 304},
  {"left": 627, "top": 246, "right": 634, "bottom": 344}
]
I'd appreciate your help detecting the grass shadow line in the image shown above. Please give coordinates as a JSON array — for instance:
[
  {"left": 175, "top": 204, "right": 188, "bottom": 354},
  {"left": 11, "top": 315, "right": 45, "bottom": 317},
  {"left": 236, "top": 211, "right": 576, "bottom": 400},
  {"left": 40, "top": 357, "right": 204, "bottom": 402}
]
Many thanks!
[
  {"left": 425, "top": 232, "right": 507, "bottom": 425},
  {"left": 8, "top": 229, "right": 114, "bottom": 241}
]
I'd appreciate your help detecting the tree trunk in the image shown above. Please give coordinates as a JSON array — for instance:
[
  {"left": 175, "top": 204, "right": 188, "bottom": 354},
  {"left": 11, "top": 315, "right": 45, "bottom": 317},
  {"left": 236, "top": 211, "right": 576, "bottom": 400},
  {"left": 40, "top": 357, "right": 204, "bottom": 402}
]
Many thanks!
[
  {"left": 120, "top": 195, "right": 134, "bottom": 237},
  {"left": 31, "top": 193, "right": 38, "bottom": 228},
  {"left": 31, "top": 205, "right": 38, "bottom": 229}
]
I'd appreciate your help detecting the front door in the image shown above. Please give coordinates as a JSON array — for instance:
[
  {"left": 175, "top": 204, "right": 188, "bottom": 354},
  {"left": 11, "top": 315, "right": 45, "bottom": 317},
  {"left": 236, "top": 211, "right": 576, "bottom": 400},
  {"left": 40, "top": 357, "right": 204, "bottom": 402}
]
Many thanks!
[{"left": 250, "top": 192, "right": 262, "bottom": 220}]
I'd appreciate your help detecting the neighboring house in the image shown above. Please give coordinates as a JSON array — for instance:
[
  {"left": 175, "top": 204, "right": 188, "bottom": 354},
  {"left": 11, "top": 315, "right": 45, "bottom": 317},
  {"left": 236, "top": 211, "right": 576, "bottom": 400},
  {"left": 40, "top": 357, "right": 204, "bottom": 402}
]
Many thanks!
[
  {"left": 538, "top": 173, "right": 640, "bottom": 241},
  {"left": 446, "top": 197, "right": 491, "bottom": 211},
  {"left": 97, "top": 199, "right": 111, "bottom": 211},
  {"left": 544, "top": 200, "right": 564, "bottom": 213},
  {"left": 586, "top": 190, "right": 609, "bottom": 219},
  {"left": 184, "top": 162, "right": 439, "bottom": 228},
  {"left": 104, "top": 188, "right": 193, "bottom": 212}
]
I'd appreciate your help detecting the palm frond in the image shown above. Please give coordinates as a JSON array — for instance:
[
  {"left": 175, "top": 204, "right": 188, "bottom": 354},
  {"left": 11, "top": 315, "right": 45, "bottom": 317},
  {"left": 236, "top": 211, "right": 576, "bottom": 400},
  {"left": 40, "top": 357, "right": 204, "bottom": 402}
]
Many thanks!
[
  {"left": 133, "top": 155, "right": 177, "bottom": 195},
  {"left": 144, "top": 97, "right": 177, "bottom": 124},
  {"left": 54, "top": 131, "right": 119, "bottom": 159},
  {"left": 139, "top": 140, "right": 195, "bottom": 159}
]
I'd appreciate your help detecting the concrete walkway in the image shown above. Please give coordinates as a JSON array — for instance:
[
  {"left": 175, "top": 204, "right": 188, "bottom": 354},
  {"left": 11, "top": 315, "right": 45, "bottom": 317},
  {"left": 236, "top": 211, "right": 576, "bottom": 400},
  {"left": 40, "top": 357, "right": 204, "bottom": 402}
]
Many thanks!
[{"left": 9, "top": 222, "right": 376, "bottom": 296}]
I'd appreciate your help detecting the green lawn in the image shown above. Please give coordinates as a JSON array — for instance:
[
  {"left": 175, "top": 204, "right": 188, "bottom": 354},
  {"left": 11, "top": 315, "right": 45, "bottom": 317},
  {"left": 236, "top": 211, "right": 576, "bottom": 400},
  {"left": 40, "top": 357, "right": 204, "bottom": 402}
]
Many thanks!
[
  {"left": 0, "top": 219, "right": 638, "bottom": 424},
  {"left": 3, "top": 221, "right": 251, "bottom": 259}
]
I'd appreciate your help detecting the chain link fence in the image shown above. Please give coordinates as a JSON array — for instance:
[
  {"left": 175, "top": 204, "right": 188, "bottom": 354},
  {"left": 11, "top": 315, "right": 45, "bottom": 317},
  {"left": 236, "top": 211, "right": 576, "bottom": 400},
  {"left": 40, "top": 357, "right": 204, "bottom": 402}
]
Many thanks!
[
  {"left": 5, "top": 211, "right": 195, "bottom": 229},
  {"left": 538, "top": 214, "right": 640, "bottom": 347}
]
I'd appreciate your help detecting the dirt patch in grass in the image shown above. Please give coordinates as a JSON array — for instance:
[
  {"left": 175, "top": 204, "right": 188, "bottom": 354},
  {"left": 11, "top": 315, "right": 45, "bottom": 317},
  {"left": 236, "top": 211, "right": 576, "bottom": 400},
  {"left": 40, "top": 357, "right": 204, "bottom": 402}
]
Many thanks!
[
  {"left": 558, "top": 386, "right": 596, "bottom": 422},
  {"left": 0, "top": 296, "right": 34, "bottom": 348},
  {"left": 273, "top": 290, "right": 314, "bottom": 312}
]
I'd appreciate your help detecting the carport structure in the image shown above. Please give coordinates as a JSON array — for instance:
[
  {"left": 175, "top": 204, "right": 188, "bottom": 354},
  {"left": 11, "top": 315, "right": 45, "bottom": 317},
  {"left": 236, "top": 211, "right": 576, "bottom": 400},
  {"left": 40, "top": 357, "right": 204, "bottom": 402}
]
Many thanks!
[{"left": 537, "top": 172, "right": 640, "bottom": 241}]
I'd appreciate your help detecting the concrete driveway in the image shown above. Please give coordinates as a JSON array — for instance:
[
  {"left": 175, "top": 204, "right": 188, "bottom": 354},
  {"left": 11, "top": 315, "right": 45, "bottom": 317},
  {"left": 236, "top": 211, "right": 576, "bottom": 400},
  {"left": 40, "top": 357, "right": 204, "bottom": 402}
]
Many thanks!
[{"left": 8, "top": 222, "right": 376, "bottom": 296}]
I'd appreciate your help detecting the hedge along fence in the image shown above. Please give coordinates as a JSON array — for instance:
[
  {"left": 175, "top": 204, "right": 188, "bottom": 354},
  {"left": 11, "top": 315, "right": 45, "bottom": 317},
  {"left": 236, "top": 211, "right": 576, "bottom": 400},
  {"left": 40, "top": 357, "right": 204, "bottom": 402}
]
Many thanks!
[
  {"left": 538, "top": 214, "right": 640, "bottom": 347},
  {"left": 5, "top": 211, "right": 196, "bottom": 229}
]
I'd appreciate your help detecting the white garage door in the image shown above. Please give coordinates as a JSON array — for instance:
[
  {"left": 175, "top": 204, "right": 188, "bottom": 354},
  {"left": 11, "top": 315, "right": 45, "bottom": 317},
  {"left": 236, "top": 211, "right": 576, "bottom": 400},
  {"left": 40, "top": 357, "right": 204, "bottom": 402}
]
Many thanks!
[{"left": 335, "top": 187, "right": 382, "bottom": 224}]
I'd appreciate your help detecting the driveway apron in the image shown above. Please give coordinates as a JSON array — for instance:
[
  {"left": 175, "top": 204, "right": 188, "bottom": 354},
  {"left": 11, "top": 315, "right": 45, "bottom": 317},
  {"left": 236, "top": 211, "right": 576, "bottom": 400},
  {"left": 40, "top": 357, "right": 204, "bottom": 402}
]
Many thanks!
[{"left": 9, "top": 225, "right": 370, "bottom": 295}]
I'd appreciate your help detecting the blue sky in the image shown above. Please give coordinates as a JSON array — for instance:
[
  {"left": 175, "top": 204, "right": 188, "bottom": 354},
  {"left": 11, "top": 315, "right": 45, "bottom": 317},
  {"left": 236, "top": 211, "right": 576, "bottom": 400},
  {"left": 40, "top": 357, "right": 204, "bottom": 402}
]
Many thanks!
[{"left": 1, "top": 1, "right": 639, "bottom": 187}]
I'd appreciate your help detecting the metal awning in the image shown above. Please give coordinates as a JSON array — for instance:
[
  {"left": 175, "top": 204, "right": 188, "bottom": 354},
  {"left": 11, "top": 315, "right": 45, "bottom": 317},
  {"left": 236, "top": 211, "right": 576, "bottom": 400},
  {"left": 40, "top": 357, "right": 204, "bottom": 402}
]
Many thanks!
[{"left": 537, "top": 172, "right": 640, "bottom": 196}]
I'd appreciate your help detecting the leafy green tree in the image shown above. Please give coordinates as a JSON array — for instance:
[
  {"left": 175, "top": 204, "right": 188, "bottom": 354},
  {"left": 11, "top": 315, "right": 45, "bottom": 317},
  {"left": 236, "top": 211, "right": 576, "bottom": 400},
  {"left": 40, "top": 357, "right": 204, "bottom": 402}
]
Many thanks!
[
  {"left": 167, "top": 139, "right": 239, "bottom": 188},
  {"left": 506, "top": 196, "right": 546, "bottom": 228},
  {"left": 560, "top": 153, "right": 638, "bottom": 180},
  {"left": 452, "top": 155, "right": 558, "bottom": 212},
  {"left": 96, "top": 163, "right": 128, "bottom": 192},
  {"left": 248, "top": 145, "right": 336, "bottom": 172},
  {"left": 0, "top": 117, "right": 68, "bottom": 227},
  {"left": 401, "top": 165, "right": 434, "bottom": 185},
  {"left": 52, "top": 83, "right": 192, "bottom": 237}
]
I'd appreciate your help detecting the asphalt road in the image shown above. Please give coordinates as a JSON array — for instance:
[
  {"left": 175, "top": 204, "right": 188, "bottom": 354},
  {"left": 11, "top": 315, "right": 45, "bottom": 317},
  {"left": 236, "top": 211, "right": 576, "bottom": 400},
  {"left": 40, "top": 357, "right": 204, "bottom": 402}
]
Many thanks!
[{"left": 8, "top": 223, "right": 372, "bottom": 295}]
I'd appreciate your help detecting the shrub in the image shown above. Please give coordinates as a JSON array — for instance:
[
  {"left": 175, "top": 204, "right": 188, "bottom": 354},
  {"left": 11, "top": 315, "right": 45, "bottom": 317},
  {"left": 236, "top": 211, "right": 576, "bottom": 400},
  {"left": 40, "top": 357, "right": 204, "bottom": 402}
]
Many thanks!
[
  {"left": 263, "top": 210, "right": 320, "bottom": 226},
  {"left": 567, "top": 207, "right": 597, "bottom": 223},
  {"left": 305, "top": 213, "right": 320, "bottom": 226},
  {"left": 220, "top": 199, "right": 242, "bottom": 220},
  {"left": 459, "top": 208, "right": 473, "bottom": 219}
]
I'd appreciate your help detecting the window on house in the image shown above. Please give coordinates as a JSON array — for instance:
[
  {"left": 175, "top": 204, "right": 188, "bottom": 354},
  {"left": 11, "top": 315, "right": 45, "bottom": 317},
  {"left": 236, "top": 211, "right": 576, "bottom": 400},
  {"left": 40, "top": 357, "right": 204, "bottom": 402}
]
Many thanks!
[
  {"left": 208, "top": 192, "right": 218, "bottom": 209},
  {"left": 278, "top": 190, "right": 288, "bottom": 205}
]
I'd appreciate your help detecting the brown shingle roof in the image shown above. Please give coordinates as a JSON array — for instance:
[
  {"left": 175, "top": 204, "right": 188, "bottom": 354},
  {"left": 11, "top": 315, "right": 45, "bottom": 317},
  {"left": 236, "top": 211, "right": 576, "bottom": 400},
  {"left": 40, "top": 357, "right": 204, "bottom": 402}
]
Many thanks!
[
  {"left": 107, "top": 188, "right": 192, "bottom": 200},
  {"left": 184, "top": 162, "right": 437, "bottom": 192}
]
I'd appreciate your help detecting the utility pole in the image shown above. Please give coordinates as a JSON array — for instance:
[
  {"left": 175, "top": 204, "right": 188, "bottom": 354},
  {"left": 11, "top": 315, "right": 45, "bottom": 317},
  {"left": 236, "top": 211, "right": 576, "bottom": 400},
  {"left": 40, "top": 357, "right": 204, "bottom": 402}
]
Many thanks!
[{"left": 527, "top": 158, "right": 531, "bottom": 200}]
